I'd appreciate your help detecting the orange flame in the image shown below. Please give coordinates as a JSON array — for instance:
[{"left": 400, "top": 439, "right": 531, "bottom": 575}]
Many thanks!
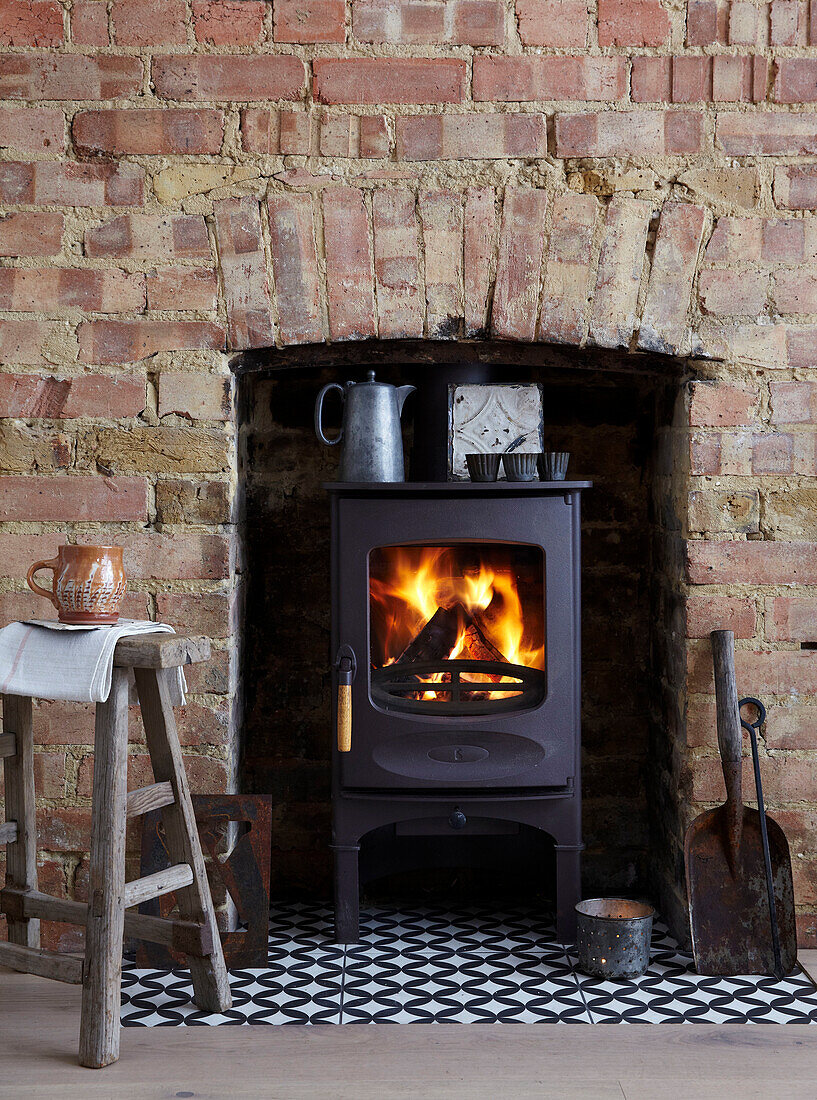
[{"left": 369, "top": 545, "right": 544, "bottom": 694}]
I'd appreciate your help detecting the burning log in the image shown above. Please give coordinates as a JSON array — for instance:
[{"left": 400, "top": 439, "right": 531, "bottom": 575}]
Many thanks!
[{"left": 397, "top": 603, "right": 470, "bottom": 664}]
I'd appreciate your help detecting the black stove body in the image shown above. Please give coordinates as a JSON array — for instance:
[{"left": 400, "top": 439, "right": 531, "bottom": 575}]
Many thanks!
[{"left": 328, "top": 481, "right": 590, "bottom": 943}]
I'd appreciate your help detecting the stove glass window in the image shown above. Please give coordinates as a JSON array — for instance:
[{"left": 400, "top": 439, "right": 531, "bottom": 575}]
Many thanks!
[{"left": 369, "top": 543, "right": 546, "bottom": 715}]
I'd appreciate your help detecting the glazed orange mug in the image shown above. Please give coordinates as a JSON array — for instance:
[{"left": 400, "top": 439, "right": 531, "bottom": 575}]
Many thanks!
[{"left": 27, "top": 545, "right": 127, "bottom": 625}]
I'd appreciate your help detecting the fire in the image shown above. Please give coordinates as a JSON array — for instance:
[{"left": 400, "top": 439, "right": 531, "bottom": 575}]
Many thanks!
[{"left": 369, "top": 545, "right": 544, "bottom": 701}]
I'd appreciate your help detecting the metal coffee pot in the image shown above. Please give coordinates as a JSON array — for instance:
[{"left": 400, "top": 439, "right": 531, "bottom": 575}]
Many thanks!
[{"left": 315, "top": 371, "right": 415, "bottom": 482}]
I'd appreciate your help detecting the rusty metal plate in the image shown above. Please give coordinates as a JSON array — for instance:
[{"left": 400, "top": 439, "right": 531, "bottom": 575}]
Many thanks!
[{"left": 136, "top": 794, "right": 272, "bottom": 969}]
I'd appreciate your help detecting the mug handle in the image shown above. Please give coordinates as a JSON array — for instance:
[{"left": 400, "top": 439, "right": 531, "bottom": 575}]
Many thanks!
[{"left": 26, "top": 557, "right": 61, "bottom": 610}]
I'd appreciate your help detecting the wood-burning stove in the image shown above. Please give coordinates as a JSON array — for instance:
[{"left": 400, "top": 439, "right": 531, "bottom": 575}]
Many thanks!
[{"left": 327, "top": 480, "right": 590, "bottom": 943}]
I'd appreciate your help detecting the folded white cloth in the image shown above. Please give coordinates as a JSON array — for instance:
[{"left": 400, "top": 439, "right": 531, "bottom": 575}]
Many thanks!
[{"left": 0, "top": 619, "right": 186, "bottom": 705}]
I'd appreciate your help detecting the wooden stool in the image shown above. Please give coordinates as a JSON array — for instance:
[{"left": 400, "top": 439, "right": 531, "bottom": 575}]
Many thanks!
[{"left": 0, "top": 634, "right": 232, "bottom": 1068}]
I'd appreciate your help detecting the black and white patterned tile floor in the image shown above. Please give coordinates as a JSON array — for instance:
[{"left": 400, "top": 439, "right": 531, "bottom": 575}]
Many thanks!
[{"left": 120, "top": 900, "right": 817, "bottom": 1026}]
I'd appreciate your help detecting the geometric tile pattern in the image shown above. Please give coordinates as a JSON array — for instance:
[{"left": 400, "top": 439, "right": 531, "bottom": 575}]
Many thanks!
[{"left": 120, "top": 901, "right": 817, "bottom": 1027}]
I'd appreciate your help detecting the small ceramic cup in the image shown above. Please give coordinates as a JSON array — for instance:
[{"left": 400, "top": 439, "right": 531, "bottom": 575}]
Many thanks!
[
  {"left": 466, "top": 453, "right": 501, "bottom": 482},
  {"left": 538, "top": 452, "right": 570, "bottom": 481},
  {"left": 27, "top": 544, "right": 127, "bottom": 625},
  {"left": 502, "top": 453, "right": 540, "bottom": 482}
]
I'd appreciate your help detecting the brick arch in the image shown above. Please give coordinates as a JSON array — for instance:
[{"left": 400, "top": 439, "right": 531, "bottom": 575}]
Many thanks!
[{"left": 214, "top": 186, "right": 712, "bottom": 362}]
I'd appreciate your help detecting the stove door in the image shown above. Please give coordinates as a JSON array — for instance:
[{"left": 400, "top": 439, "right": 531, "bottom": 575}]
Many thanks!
[{"left": 332, "top": 492, "right": 581, "bottom": 791}]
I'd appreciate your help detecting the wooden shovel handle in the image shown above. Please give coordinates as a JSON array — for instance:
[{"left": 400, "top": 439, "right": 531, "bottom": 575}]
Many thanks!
[
  {"left": 711, "top": 629, "right": 743, "bottom": 868},
  {"left": 337, "top": 683, "right": 351, "bottom": 753}
]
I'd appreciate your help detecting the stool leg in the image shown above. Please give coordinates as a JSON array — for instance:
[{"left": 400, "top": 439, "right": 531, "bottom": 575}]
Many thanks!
[
  {"left": 1, "top": 695, "right": 39, "bottom": 948},
  {"left": 79, "top": 668, "right": 129, "bottom": 1069},
  {"left": 134, "top": 668, "right": 231, "bottom": 1014}
]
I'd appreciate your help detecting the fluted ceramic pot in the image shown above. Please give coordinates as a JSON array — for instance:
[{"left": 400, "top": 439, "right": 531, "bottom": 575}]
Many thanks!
[{"left": 27, "top": 545, "right": 127, "bottom": 624}]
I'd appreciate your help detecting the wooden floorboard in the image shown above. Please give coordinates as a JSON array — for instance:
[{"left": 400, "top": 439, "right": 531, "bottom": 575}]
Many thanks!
[{"left": 3, "top": 966, "right": 817, "bottom": 1098}]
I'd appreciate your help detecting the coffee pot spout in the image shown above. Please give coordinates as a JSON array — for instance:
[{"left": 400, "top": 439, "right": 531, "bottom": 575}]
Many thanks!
[{"left": 396, "top": 385, "right": 416, "bottom": 416}]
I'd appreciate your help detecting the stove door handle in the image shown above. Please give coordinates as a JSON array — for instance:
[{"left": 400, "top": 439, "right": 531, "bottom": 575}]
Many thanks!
[
  {"left": 337, "top": 682, "right": 352, "bottom": 753},
  {"left": 335, "top": 645, "right": 356, "bottom": 754}
]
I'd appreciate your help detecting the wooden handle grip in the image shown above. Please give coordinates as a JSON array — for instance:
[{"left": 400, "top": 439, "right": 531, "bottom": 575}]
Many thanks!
[{"left": 337, "top": 684, "right": 351, "bottom": 753}]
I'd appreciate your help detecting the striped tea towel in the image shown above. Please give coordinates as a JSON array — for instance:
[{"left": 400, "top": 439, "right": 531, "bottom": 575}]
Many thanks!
[{"left": 0, "top": 619, "right": 185, "bottom": 704}]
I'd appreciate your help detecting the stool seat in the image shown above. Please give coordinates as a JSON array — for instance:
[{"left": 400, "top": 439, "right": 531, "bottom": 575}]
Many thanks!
[{"left": 1, "top": 633, "right": 231, "bottom": 1068}]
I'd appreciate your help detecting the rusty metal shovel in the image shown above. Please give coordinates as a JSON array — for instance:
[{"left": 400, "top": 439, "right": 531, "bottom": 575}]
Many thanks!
[{"left": 684, "top": 630, "right": 797, "bottom": 976}]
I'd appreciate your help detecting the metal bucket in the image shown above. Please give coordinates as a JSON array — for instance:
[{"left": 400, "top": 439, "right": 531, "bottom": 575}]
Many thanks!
[{"left": 576, "top": 898, "right": 655, "bottom": 980}]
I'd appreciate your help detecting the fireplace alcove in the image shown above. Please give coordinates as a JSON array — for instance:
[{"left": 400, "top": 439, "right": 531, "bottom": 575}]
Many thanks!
[{"left": 235, "top": 340, "right": 693, "bottom": 942}]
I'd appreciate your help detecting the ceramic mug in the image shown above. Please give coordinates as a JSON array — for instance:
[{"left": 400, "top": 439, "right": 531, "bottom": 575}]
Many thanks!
[{"left": 27, "top": 545, "right": 127, "bottom": 625}]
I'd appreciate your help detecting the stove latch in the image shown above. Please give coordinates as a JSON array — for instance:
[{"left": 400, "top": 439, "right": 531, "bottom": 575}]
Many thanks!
[{"left": 334, "top": 645, "right": 357, "bottom": 753}]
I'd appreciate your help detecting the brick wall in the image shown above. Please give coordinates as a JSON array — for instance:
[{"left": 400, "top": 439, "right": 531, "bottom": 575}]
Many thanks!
[{"left": 2, "top": 0, "right": 817, "bottom": 945}]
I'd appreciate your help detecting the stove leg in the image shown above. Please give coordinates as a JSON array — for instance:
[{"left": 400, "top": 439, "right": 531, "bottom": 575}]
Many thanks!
[
  {"left": 554, "top": 843, "right": 582, "bottom": 944},
  {"left": 332, "top": 843, "right": 360, "bottom": 943}
]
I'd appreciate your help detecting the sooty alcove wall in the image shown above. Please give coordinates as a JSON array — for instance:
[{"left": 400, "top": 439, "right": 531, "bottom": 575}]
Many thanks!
[{"left": 236, "top": 342, "right": 689, "bottom": 910}]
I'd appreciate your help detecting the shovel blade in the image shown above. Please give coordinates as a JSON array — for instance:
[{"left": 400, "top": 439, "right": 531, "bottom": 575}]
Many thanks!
[{"left": 685, "top": 805, "right": 797, "bottom": 976}]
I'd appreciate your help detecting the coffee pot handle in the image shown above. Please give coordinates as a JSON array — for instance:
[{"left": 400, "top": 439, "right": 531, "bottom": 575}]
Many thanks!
[
  {"left": 27, "top": 557, "right": 61, "bottom": 610},
  {"left": 315, "top": 383, "right": 345, "bottom": 446}
]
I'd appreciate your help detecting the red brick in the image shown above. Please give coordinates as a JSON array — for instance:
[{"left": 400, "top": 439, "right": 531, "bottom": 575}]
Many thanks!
[
  {"left": 0, "top": 55, "right": 141, "bottom": 100},
  {"left": 704, "top": 216, "right": 762, "bottom": 262},
  {"left": 766, "top": 597, "right": 817, "bottom": 642},
  {"left": 267, "top": 193, "right": 323, "bottom": 346},
  {"left": 0, "top": 107, "right": 64, "bottom": 155},
  {"left": 699, "top": 269, "right": 768, "bottom": 316},
  {"left": 353, "top": 0, "right": 504, "bottom": 45},
  {"left": 473, "top": 56, "right": 626, "bottom": 103},
  {"left": 213, "top": 196, "right": 275, "bottom": 350},
  {"left": 787, "top": 326, "right": 817, "bottom": 369},
  {"left": 0, "top": 532, "right": 65, "bottom": 576},
  {"left": 273, "top": 0, "right": 345, "bottom": 41},
  {"left": 729, "top": 0, "right": 758, "bottom": 42},
  {"left": 463, "top": 186, "right": 496, "bottom": 337},
  {"left": 85, "top": 214, "right": 210, "bottom": 260},
  {"left": 396, "top": 114, "right": 546, "bottom": 160},
  {"left": 0, "top": 268, "right": 144, "bottom": 313},
  {"left": 33, "top": 750, "right": 66, "bottom": 799},
  {"left": 322, "top": 187, "right": 376, "bottom": 340},
  {"left": 157, "top": 370, "right": 230, "bottom": 420},
  {"left": 372, "top": 189, "right": 423, "bottom": 340},
  {"left": 771, "top": 0, "right": 802, "bottom": 42},
  {"left": 775, "top": 60, "right": 817, "bottom": 103},
  {"left": 153, "top": 55, "right": 306, "bottom": 101},
  {"left": 690, "top": 430, "right": 723, "bottom": 475},
  {"left": 673, "top": 56, "right": 711, "bottom": 103},
  {"left": 116, "top": 530, "right": 231, "bottom": 579},
  {"left": 686, "top": 595, "right": 756, "bottom": 638},
  {"left": 155, "top": 592, "right": 236, "bottom": 638},
  {"left": 79, "top": 320, "right": 224, "bottom": 364},
  {"left": 689, "top": 381, "right": 758, "bottom": 427},
  {"left": 598, "top": 0, "right": 669, "bottom": 45},
  {"left": 74, "top": 110, "right": 223, "bottom": 157},
  {"left": 717, "top": 114, "right": 817, "bottom": 156},
  {"left": 752, "top": 432, "right": 794, "bottom": 474},
  {"left": 146, "top": 267, "right": 218, "bottom": 312},
  {"left": 0, "top": 475, "right": 146, "bottom": 520},
  {"left": 111, "top": 0, "right": 186, "bottom": 43},
  {"left": 763, "top": 709, "right": 817, "bottom": 752},
  {"left": 192, "top": 0, "right": 266, "bottom": 44},
  {"left": 184, "top": 647, "right": 230, "bottom": 693},
  {"left": 774, "top": 270, "right": 817, "bottom": 315},
  {"left": 516, "top": 0, "right": 587, "bottom": 46},
  {"left": 0, "top": 161, "right": 144, "bottom": 207},
  {"left": 0, "top": 320, "right": 58, "bottom": 365},
  {"left": 0, "top": 371, "right": 144, "bottom": 418},
  {"left": 0, "top": 0, "right": 63, "bottom": 44},
  {"left": 71, "top": 1, "right": 109, "bottom": 45},
  {"left": 314, "top": 58, "right": 466, "bottom": 105},
  {"left": 770, "top": 381, "right": 817, "bottom": 424},
  {"left": 320, "top": 113, "right": 389, "bottom": 158},
  {"left": 241, "top": 108, "right": 311, "bottom": 154},
  {"left": 688, "top": 643, "right": 817, "bottom": 698},
  {"left": 631, "top": 58, "right": 671, "bottom": 103},
  {"left": 638, "top": 203, "right": 706, "bottom": 354},
  {"left": 419, "top": 190, "right": 462, "bottom": 339},
  {"left": 691, "top": 753, "right": 817, "bottom": 803},
  {"left": 538, "top": 191, "right": 598, "bottom": 345},
  {"left": 687, "top": 541, "right": 817, "bottom": 585},
  {"left": 686, "top": 0, "right": 725, "bottom": 44},
  {"left": 556, "top": 111, "right": 703, "bottom": 157},
  {"left": 78, "top": 752, "right": 228, "bottom": 799},
  {"left": 774, "top": 166, "right": 817, "bottom": 211},
  {"left": 711, "top": 56, "right": 755, "bottom": 103},
  {"left": 588, "top": 196, "right": 651, "bottom": 349},
  {"left": 0, "top": 212, "right": 63, "bottom": 256},
  {"left": 491, "top": 187, "right": 548, "bottom": 342}
]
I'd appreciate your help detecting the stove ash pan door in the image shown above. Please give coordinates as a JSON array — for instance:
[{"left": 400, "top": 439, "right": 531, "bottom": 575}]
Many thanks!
[{"left": 332, "top": 493, "right": 581, "bottom": 791}]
